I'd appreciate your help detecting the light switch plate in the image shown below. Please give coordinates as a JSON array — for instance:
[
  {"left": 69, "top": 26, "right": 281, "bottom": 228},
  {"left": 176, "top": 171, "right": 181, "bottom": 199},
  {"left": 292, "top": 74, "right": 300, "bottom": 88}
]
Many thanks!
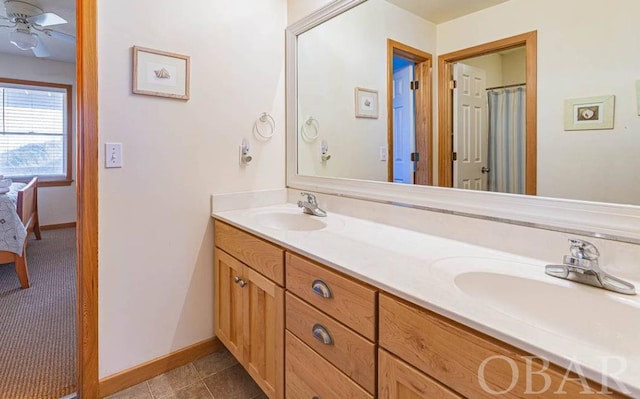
[
  {"left": 379, "top": 146, "right": 388, "bottom": 161},
  {"left": 636, "top": 80, "right": 640, "bottom": 116},
  {"left": 105, "top": 143, "right": 123, "bottom": 168}
]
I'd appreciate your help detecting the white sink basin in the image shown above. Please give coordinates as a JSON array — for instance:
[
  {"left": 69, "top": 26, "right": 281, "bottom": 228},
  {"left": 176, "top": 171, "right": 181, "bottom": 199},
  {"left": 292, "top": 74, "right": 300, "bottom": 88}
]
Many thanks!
[
  {"left": 429, "top": 257, "right": 640, "bottom": 354},
  {"left": 250, "top": 210, "right": 327, "bottom": 231}
]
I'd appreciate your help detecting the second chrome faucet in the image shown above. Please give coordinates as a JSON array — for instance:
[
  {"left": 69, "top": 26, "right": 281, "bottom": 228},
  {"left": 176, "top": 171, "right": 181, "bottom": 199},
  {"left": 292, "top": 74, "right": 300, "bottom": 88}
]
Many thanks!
[
  {"left": 545, "top": 239, "right": 636, "bottom": 295},
  {"left": 297, "top": 192, "right": 327, "bottom": 217}
]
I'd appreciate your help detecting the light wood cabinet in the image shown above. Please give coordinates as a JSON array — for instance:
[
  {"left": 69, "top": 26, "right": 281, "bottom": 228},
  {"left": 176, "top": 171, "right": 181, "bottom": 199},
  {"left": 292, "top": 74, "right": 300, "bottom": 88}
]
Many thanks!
[
  {"left": 213, "top": 224, "right": 284, "bottom": 399},
  {"left": 379, "top": 349, "right": 462, "bottom": 399},
  {"left": 379, "top": 293, "right": 628, "bottom": 398},
  {"left": 214, "top": 220, "right": 629, "bottom": 399}
]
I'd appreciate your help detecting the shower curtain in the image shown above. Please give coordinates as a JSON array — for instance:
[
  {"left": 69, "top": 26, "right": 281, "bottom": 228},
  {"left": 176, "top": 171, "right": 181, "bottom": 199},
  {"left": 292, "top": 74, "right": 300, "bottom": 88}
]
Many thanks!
[{"left": 487, "top": 86, "right": 526, "bottom": 194}]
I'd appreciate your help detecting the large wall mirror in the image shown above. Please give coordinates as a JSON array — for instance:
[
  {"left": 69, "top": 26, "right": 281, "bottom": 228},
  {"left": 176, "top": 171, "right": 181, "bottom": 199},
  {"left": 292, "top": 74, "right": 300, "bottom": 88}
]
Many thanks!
[{"left": 286, "top": 0, "right": 640, "bottom": 242}]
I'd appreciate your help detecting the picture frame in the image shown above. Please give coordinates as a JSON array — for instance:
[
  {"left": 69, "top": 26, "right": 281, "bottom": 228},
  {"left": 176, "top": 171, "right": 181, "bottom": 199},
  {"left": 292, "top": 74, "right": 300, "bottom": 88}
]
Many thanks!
[
  {"left": 564, "top": 95, "right": 614, "bottom": 130},
  {"left": 355, "top": 87, "right": 378, "bottom": 119},
  {"left": 132, "top": 46, "right": 190, "bottom": 100}
]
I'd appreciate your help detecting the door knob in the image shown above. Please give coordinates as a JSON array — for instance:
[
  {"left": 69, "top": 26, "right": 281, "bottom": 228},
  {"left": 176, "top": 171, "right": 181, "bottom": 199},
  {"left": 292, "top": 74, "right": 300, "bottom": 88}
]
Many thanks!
[{"left": 481, "top": 167, "right": 490, "bottom": 174}]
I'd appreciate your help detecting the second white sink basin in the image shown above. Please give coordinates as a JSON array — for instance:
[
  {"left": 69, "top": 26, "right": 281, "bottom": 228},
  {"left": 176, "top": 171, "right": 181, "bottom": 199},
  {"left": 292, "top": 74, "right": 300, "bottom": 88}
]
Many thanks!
[
  {"left": 429, "top": 257, "right": 640, "bottom": 355},
  {"left": 250, "top": 210, "right": 327, "bottom": 231}
]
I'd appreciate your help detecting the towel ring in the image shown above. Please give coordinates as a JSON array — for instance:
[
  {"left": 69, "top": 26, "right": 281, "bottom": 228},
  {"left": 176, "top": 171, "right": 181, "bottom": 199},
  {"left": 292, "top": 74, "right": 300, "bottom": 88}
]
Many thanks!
[
  {"left": 301, "top": 117, "right": 319, "bottom": 142},
  {"left": 255, "top": 112, "right": 275, "bottom": 140}
]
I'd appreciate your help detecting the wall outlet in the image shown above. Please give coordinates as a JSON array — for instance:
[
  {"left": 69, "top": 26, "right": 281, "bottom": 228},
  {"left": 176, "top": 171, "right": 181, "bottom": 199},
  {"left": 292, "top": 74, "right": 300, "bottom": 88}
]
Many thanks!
[{"left": 105, "top": 143, "right": 123, "bottom": 168}]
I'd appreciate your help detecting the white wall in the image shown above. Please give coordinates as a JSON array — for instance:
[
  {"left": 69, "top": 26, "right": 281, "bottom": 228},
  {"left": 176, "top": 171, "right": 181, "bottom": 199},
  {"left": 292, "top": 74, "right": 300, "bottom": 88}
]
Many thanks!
[
  {"left": 502, "top": 48, "right": 526, "bottom": 86},
  {"left": 463, "top": 53, "right": 503, "bottom": 89},
  {"left": 0, "top": 53, "right": 77, "bottom": 225},
  {"left": 288, "top": 0, "right": 332, "bottom": 23},
  {"left": 438, "top": 0, "right": 640, "bottom": 205},
  {"left": 98, "top": 0, "right": 286, "bottom": 377},
  {"left": 297, "top": 0, "right": 436, "bottom": 181}
]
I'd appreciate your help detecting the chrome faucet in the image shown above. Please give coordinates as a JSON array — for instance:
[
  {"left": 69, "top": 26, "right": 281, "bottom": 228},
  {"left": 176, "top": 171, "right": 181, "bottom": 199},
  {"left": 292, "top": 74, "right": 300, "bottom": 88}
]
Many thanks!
[
  {"left": 545, "top": 239, "right": 636, "bottom": 295},
  {"left": 297, "top": 192, "right": 327, "bottom": 217}
]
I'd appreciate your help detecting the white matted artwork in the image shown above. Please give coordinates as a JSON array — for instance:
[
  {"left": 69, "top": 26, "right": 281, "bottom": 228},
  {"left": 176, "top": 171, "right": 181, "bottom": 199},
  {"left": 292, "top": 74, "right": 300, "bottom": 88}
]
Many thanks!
[
  {"left": 355, "top": 87, "right": 378, "bottom": 119},
  {"left": 564, "top": 95, "right": 614, "bottom": 130},
  {"left": 133, "top": 46, "right": 190, "bottom": 100}
]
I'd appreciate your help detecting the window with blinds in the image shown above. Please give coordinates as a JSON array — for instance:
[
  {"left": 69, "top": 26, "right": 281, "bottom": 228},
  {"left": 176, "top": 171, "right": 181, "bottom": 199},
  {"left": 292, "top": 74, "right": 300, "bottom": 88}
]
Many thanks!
[{"left": 0, "top": 80, "right": 71, "bottom": 181}]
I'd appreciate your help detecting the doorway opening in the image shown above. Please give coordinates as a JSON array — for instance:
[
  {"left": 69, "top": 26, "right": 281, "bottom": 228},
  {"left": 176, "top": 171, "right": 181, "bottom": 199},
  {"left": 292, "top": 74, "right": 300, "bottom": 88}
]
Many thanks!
[
  {"left": 386, "top": 39, "right": 433, "bottom": 186},
  {"left": 437, "top": 31, "right": 537, "bottom": 195}
]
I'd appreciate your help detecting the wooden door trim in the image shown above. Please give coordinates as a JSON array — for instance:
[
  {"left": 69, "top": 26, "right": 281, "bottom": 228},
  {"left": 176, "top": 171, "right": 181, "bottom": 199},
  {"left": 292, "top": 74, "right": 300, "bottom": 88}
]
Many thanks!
[
  {"left": 437, "top": 31, "right": 537, "bottom": 195},
  {"left": 387, "top": 39, "right": 433, "bottom": 185},
  {"left": 77, "top": 0, "right": 99, "bottom": 397}
]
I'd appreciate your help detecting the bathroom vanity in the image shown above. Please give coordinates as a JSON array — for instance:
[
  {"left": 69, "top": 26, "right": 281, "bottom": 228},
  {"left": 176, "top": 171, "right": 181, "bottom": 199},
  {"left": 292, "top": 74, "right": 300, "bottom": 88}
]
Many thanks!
[{"left": 212, "top": 203, "right": 636, "bottom": 399}]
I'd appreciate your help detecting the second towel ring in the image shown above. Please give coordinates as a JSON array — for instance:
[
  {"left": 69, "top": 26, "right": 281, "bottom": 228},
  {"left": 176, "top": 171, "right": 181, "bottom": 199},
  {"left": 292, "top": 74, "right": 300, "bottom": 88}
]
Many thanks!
[
  {"left": 301, "top": 117, "right": 320, "bottom": 142},
  {"left": 255, "top": 112, "right": 275, "bottom": 140}
]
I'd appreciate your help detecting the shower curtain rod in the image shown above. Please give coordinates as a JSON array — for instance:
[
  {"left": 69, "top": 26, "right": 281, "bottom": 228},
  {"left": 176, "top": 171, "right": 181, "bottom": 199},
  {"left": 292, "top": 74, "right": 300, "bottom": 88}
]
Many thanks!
[{"left": 486, "top": 83, "right": 526, "bottom": 91}]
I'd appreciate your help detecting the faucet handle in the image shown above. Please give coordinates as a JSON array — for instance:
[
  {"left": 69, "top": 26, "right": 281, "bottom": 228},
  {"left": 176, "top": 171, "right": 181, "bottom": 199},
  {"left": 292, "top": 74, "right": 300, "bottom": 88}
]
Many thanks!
[
  {"left": 568, "top": 239, "right": 600, "bottom": 261},
  {"left": 300, "top": 192, "right": 317, "bottom": 204}
]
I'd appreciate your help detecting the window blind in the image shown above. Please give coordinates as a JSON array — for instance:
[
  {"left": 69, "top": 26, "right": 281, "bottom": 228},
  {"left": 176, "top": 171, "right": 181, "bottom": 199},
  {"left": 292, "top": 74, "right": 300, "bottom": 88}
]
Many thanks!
[{"left": 0, "top": 85, "right": 66, "bottom": 178}]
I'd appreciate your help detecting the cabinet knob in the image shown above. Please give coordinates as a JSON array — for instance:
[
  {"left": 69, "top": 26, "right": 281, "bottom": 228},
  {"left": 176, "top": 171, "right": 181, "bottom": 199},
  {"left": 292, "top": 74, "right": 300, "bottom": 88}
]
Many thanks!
[
  {"left": 311, "top": 279, "right": 333, "bottom": 299},
  {"left": 312, "top": 323, "right": 334, "bottom": 346},
  {"left": 234, "top": 276, "right": 247, "bottom": 288},
  {"left": 234, "top": 276, "right": 241, "bottom": 283}
]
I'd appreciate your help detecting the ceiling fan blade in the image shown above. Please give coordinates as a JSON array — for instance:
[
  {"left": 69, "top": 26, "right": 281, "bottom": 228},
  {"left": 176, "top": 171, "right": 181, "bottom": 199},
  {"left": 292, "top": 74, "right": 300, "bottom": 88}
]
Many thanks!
[
  {"left": 32, "top": 34, "right": 50, "bottom": 58},
  {"left": 44, "top": 29, "right": 75, "bottom": 44},
  {"left": 27, "top": 12, "right": 67, "bottom": 27}
]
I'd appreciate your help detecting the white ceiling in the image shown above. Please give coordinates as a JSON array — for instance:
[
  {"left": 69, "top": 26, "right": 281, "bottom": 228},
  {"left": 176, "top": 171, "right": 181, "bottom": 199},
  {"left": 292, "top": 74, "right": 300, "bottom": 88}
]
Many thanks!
[
  {"left": 386, "top": 0, "right": 510, "bottom": 24},
  {"left": 0, "top": 0, "right": 76, "bottom": 63}
]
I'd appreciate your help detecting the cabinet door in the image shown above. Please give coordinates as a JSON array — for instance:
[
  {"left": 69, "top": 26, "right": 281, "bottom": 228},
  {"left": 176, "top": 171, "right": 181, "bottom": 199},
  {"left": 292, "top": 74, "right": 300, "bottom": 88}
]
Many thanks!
[
  {"left": 244, "top": 267, "right": 284, "bottom": 399},
  {"left": 379, "top": 349, "right": 462, "bottom": 399},
  {"left": 214, "top": 248, "right": 245, "bottom": 361}
]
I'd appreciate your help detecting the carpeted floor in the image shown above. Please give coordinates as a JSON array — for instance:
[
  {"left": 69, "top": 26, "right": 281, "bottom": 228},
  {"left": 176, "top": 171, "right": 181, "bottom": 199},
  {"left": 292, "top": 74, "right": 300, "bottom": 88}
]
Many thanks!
[{"left": 0, "top": 228, "right": 77, "bottom": 399}]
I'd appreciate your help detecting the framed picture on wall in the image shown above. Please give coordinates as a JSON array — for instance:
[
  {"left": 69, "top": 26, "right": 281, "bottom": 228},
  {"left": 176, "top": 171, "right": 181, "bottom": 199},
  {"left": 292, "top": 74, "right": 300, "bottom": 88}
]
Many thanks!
[
  {"left": 355, "top": 87, "right": 379, "bottom": 119},
  {"left": 564, "top": 95, "right": 614, "bottom": 130},
  {"left": 133, "top": 46, "right": 190, "bottom": 100}
]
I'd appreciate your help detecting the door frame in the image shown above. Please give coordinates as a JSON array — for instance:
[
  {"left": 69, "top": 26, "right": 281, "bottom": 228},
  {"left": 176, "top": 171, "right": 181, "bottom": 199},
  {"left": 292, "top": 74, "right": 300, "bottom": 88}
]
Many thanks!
[
  {"left": 437, "top": 31, "right": 537, "bottom": 195},
  {"left": 76, "top": 0, "right": 99, "bottom": 397},
  {"left": 387, "top": 39, "right": 433, "bottom": 185}
]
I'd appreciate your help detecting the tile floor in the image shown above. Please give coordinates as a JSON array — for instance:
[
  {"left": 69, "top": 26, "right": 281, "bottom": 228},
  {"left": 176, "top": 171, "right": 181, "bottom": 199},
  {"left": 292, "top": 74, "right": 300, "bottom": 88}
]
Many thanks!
[{"left": 106, "top": 349, "right": 267, "bottom": 399}]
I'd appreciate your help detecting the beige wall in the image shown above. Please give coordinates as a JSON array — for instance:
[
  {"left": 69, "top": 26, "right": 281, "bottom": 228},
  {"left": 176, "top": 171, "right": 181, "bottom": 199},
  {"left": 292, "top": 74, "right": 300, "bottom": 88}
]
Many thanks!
[
  {"left": 297, "top": 0, "right": 437, "bottom": 181},
  {"left": 98, "top": 0, "right": 286, "bottom": 377},
  {"left": 438, "top": 0, "right": 640, "bottom": 204},
  {"left": 0, "top": 53, "right": 77, "bottom": 226}
]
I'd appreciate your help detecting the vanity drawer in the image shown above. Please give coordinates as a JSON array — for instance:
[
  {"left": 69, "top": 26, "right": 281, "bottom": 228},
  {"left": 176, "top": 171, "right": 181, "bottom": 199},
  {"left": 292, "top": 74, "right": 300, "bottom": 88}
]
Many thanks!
[
  {"left": 285, "top": 331, "right": 373, "bottom": 399},
  {"left": 379, "top": 349, "right": 463, "bottom": 399},
  {"left": 286, "top": 293, "right": 375, "bottom": 393},
  {"left": 286, "top": 253, "right": 376, "bottom": 340},
  {"left": 379, "top": 293, "right": 625, "bottom": 398},
  {"left": 214, "top": 220, "right": 284, "bottom": 285}
]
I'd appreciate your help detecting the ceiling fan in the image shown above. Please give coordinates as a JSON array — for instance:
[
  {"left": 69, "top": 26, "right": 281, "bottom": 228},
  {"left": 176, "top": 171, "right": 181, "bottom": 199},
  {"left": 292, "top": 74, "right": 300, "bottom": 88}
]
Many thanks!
[{"left": 0, "top": 0, "right": 75, "bottom": 58}]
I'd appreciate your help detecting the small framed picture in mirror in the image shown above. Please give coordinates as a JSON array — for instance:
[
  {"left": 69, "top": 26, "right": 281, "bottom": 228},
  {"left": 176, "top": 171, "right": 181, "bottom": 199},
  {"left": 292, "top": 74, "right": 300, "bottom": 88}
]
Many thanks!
[
  {"left": 564, "top": 95, "right": 614, "bottom": 130},
  {"left": 355, "top": 87, "right": 379, "bottom": 119}
]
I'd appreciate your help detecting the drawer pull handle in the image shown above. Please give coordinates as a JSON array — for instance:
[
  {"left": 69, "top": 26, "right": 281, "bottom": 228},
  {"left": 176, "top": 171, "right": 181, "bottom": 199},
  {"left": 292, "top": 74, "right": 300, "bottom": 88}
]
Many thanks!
[
  {"left": 312, "top": 323, "right": 334, "bottom": 345},
  {"left": 311, "top": 279, "right": 333, "bottom": 299}
]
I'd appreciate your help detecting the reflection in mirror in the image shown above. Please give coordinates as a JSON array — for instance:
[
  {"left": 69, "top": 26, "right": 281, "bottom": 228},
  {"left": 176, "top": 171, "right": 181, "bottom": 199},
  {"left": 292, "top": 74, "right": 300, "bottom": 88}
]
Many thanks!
[{"left": 295, "top": 0, "right": 640, "bottom": 206}]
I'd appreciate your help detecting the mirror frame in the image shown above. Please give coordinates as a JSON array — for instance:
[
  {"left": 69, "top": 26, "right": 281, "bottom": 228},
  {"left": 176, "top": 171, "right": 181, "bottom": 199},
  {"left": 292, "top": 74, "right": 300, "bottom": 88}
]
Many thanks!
[{"left": 285, "top": 0, "right": 640, "bottom": 244}]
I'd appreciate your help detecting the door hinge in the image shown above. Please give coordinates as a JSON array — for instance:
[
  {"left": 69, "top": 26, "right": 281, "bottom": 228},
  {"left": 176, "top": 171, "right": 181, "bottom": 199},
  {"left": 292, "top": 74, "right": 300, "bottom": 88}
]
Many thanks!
[
  {"left": 410, "top": 80, "right": 420, "bottom": 91},
  {"left": 449, "top": 80, "right": 457, "bottom": 89},
  {"left": 452, "top": 152, "right": 457, "bottom": 161},
  {"left": 410, "top": 152, "right": 420, "bottom": 162}
]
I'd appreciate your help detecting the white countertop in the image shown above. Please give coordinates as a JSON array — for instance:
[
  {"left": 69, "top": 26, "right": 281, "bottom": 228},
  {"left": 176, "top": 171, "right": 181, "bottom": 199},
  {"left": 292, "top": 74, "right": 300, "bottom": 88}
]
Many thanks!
[{"left": 212, "top": 203, "right": 640, "bottom": 397}]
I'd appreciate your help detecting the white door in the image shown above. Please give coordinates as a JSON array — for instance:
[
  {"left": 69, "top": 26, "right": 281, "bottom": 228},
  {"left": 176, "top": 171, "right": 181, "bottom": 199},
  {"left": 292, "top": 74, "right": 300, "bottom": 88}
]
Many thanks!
[
  {"left": 393, "top": 64, "right": 415, "bottom": 184},
  {"left": 453, "top": 63, "right": 488, "bottom": 191}
]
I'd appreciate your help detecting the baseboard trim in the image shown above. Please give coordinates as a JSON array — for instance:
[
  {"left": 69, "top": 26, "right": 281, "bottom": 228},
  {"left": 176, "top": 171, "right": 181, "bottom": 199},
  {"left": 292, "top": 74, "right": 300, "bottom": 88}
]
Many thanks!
[
  {"left": 41, "top": 222, "right": 77, "bottom": 231},
  {"left": 98, "top": 337, "right": 222, "bottom": 398}
]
